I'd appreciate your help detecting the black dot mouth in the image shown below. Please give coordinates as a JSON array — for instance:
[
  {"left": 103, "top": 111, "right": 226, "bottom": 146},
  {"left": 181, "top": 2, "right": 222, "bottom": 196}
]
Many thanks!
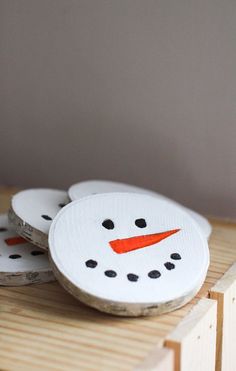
[
  {"left": 84, "top": 252, "right": 181, "bottom": 282},
  {"left": 31, "top": 250, "right": 45, "bottom": 256},
  {"left": 85, "top": 259, "right": 98, "bottom": 268},
  {"left": 148, "top": 270, "right": 161, "bottom": 279},
  {"left": 7, "top": 251, "right": 45, "bottom": 259},
  {"left": 105, "top": 270, "right": 117, "bottom": 278},
  {"left": 9, "top": 254, "right": 21, "bottom": 259},
  {"left": 164, "top": 262, "right": 175, "bottom": 270},
  {"left": 41, "top": 215, "right": 52, "bottom": 221},
  {"left": 127, "top": 273, "right": 139, "bottom": 282},
  {"left": 170, "top": 253, "right": 181, "bottom": 260}
]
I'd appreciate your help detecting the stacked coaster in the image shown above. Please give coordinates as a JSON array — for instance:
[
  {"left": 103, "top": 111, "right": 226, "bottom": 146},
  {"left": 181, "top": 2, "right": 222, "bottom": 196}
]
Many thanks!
[
  {"left": 1, "top": 189, "right": 69, "bottom": 286},
  {"left": 0, "top": 212, "right": 54, "bottom": 286},
  {"left": 4, "top": 180, "right": 211, "bottom": 316}
]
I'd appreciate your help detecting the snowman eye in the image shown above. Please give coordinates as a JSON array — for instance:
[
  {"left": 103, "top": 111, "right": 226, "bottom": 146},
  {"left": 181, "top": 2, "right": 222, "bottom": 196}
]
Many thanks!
[
  {"left": 102, "top": 219, "right": 114, "bottom": 230},
  {"left": 135, "top": 218, "right": 147, "bottom": 228}
]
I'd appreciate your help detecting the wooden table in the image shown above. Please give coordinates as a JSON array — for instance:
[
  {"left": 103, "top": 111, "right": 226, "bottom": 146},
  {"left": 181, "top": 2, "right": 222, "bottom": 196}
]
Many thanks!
[{"left": 0, "top": 187, "right": 236, "bottom": 371}]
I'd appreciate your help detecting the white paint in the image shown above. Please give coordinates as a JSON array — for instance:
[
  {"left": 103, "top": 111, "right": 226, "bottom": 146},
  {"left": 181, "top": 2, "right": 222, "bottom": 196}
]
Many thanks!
[
  {"left": 68, "top": 180, "right": 212, "bottom": 240},
  {"left": 49, "top": 193, "right": 209, "bottom": 314},
  {"left": 0, "top": 214, "right": 54, "bottom": 285},
  {"left": 10, "top": 188, "right": 69, "bottom": 242}
]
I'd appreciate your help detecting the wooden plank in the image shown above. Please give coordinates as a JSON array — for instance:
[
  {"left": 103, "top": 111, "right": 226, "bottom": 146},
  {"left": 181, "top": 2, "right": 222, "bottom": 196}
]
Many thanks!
[
  {"left": 210, "top": 262, "right": 236, "bottom": 371},
  {"left": 165, "top": 298, "right": 217, "bottom": 371},
  {"left": 135, "top": 347, "right": 174, "bottom": 371}
]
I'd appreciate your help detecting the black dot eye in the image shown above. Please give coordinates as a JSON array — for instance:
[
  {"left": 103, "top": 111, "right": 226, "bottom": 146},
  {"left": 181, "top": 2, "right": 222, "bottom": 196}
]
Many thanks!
[
  {"left": 0, "top": 227, "right": 7, "bottom": 232},
  {"left": 102, "top": 219, "right": 114, "bottom": 230},
  {"left": 41, "top": 215, "right": 52, "bottom": 221},
  {"left": 59, "top": 203, "right": 66, "bottom": 208},
  {"left": 31, "top": 251, "right": 44, "bottom": 256},
  {"left": 9, "top": 254, "right": 21, "bottom": 259},
  {"left": 135, "top": 218, "right": 147, "bottom": 228}
]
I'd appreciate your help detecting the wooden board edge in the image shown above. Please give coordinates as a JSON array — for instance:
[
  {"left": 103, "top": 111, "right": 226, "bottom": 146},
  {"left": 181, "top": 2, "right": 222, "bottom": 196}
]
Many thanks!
[
  {"left": 134, "top": 347, "right": 174, "bottom": 371},
  {"left": 210, "top": 261, "right": 236, "bottom": 371},
  {"left": 164, "top": 298, "right": 217, "bottom": 371}
]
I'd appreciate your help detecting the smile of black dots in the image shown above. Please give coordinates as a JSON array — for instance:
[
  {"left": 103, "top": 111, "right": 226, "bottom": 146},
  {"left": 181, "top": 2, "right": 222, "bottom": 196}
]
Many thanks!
[
  {"left": 8, "top": 251, "right": 45, "bottom": 259},
  {"left": 85, "top": 253, "right": 181, "bottom": 282}
]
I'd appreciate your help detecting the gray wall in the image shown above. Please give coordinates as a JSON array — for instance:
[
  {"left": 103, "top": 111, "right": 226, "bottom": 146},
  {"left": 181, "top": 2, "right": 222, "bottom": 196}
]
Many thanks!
[{"left": 1, "top": 0, "right": 236, "bottom": 217}]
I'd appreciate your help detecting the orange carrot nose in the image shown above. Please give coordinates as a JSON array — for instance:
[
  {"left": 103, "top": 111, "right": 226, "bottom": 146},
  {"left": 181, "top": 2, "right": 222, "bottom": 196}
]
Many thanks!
[
  {"left": 5, "top": 236, "right": 28, "bottom": 246},
  {"left": 109, "top": 229, "right": 180, "bottom": 254}
]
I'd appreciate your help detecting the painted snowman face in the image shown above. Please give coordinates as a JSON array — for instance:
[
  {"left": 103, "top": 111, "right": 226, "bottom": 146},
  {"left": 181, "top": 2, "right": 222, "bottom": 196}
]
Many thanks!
[
  {"left": 0, "top": 214, "right": 54, "bottom": 286},
  {"left": 68, "top": 180, "right": 212, "bottom": 240},
  {"left": 49, "top": 193, "right": 209, "bottom": 316},
  {"left": 9, "top": 189, "right": 69, "bottom": 249}
]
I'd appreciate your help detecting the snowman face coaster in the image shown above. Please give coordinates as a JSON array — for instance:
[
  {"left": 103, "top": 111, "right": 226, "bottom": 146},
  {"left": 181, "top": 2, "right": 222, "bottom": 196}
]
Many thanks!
[
  {"left": 8, "top": 189, "right": 69, "bottom": 250},
  {"left": 0, "top": 214, "right": 55, "bottom": 286},
  {"left": 49, "top": 193, "right": 209, "bottom": 317},
  {"left": 68, "top": 180, "right": 212, "bottom": 240},
  {"left": 68, "top": 180, "right": 155, "bottom": 200}
]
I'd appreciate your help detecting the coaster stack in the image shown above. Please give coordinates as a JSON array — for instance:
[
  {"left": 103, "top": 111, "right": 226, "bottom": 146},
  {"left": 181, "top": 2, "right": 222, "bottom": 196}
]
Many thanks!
[
  {"left": 0, "top": 213, "right": 54, "bottom": 286},
  {"left": 2, "top": 180, "right": 212, "bottom": 317}
]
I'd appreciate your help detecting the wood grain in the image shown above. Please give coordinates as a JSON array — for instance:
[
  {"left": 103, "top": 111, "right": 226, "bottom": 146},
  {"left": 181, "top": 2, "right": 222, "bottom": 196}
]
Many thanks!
[
  {"left": 210, "top": 262, "right": 236, "bottom": 371},
  {"left": 0, "top": 187, "right": 236, "bottom": 370},
  {"left": 135, "top": 347, "right": 174, "bottom": 371},
  {"left": 165, "top": 298, "right": 217, "bottom": 371}
]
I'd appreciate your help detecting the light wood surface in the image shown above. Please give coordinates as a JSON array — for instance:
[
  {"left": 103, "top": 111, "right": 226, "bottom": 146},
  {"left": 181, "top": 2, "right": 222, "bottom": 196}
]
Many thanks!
[
  {"left": 0, "top": 187, "right": 236, "bottom": 370},
  {"left": 165, "top": 298, "right": 217, "bottom": 371},
  {"left": 135, "top": 347, "right": 174, "bottom": 371},
  {"left": 210, "top": 262, "right": 236, "bottom": 371}
]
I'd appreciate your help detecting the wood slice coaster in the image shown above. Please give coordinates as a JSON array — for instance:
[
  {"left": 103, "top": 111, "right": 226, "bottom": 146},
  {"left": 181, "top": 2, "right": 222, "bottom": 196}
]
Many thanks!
[
  {"left": 8, "top": 188, "right": 69, "bottom": 250},
  {"left": 68, "top": 180, "right": 212, "bottom": 240},
  {"left": 0, "top": 214, "right": 55, "bottom": 286},
  {"left": 49, "top": 193, "right": 209, "bottom": 317}
]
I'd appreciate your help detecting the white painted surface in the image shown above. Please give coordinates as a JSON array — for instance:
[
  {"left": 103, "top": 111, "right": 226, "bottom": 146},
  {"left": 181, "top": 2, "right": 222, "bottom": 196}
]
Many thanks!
[
  {"left": 11, "top": 188, "right": 68, "bottom": 235},
  {"left": 0, "top": 214, "right": 54, "bottom": 285},
  {"left": 49, "top": 193, "right": 209, "bottom": 313},
  {"left": 68, "top": 180, "right": 212, "bottom": 239}
]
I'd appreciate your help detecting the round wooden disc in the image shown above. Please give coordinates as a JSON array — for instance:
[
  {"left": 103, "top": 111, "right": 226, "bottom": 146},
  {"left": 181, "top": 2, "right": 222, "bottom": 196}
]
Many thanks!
[
  {"left": 0, "top": 214, "right": 55, "bottom": 286},
  {"left": 49, "top": 193, "right": 209, "bottom": 317},
  {"left": 8, "top": 188, "right": 69, "bottom": 250},
  {"left": 68, "top": 180, "right": 212, "bottom": 240}
]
